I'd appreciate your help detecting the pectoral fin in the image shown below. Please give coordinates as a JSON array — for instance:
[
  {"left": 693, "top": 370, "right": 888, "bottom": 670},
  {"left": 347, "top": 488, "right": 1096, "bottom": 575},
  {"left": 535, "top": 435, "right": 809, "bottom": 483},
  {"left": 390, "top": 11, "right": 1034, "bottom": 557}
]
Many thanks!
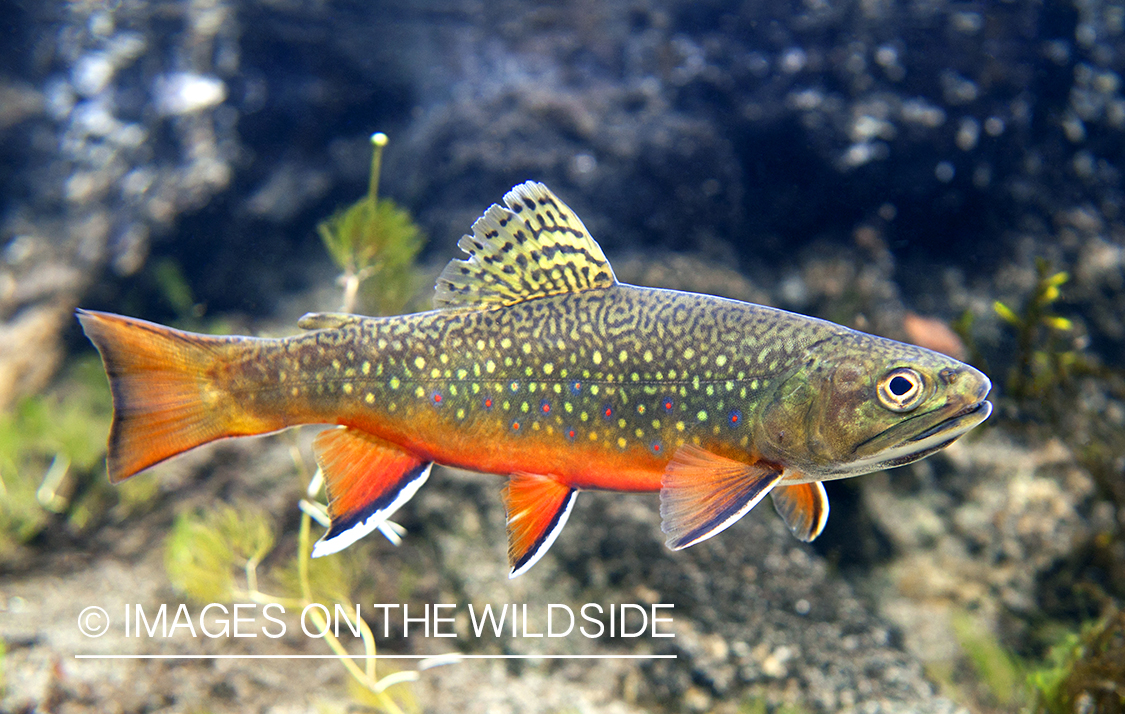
[
  {"left": 311, "top": 427, "right": 432, "bottom": 557},
  {"left": 770, "top": 481, "right": 830, "bottom": 542},
  {"left": 502, "top": 473, "right": 578, "bottom": 578},
  {"left": 660, "top": 445, "right": 785, "bottom": 550}
]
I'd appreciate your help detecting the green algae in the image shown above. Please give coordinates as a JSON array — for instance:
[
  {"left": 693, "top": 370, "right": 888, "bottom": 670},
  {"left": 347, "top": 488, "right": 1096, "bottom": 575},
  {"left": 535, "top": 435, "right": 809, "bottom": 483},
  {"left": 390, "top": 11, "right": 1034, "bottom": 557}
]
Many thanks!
[{"left": 318, "top": 132, "right": 425, "bottom": 316}]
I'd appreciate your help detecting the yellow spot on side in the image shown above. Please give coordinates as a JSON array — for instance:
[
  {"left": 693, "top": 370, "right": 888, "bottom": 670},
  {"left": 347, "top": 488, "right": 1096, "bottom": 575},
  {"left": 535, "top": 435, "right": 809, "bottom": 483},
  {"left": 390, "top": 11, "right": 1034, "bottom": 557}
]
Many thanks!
[
  {"left": 365, "top": 393, "right": 375, "bottom": 404},
  {"left": 617, "top": 437, "right": 627, "bottom": 449},
  {"left": 486, "top": 360, "right": 496, "bottom": 374},
  {"left": 592, "top": 350, "right": 602, "bottom": 365},
  {"left": 343, "top": 383, "right": 353, "bottom": 395},
  {"left": 362, "top": 361, "right": 370, "bottom": 375}
]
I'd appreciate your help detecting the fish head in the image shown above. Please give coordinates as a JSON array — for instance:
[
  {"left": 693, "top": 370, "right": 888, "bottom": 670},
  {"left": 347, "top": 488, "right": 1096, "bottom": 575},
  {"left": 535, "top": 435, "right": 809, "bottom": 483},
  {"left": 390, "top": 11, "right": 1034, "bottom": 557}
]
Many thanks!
[{"left": 756, "top": 334, "right": 992, "bottom": 478}]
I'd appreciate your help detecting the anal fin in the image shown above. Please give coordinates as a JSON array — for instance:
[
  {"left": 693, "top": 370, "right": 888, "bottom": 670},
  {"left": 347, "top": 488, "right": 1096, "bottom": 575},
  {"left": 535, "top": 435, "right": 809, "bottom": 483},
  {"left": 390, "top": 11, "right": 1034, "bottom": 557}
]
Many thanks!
[
  {"left": 502, "top": 473, "right": 578, "bottom": 578},
  {"left": 311, "top": 427, "right": 432, "bottom": 557},
  {"left": 660, "top": 445, "right": 784, "bottom": 550},
  {"left": 770, "top": 481, "right": 830, "bottom": 542}
]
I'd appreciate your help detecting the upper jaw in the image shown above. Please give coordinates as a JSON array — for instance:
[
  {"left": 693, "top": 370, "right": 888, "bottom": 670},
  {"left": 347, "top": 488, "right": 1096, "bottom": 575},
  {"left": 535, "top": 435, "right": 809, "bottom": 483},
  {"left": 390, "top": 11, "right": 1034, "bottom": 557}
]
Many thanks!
[{"left": 832, "top": 396, "right": 993, "bottom": 477}]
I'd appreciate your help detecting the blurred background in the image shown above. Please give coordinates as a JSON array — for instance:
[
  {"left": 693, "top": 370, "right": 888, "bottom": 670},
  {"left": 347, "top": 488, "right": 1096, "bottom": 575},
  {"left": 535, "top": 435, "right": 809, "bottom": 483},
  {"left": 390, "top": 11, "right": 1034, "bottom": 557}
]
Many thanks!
[{"left": 1, "top": 1, "right": 1123, "bottom": 712}]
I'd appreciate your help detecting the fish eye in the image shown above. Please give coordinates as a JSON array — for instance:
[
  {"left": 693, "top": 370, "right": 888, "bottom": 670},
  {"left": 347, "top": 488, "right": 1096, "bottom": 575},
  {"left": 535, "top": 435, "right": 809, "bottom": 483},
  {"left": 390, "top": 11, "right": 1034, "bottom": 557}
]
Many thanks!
[{"left": 877, "top": 368, "right": 925, "bottom": 412}]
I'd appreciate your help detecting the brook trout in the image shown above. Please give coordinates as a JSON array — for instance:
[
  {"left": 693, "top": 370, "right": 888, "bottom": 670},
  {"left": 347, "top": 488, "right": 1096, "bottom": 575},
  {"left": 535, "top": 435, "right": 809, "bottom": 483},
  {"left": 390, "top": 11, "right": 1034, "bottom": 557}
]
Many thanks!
[{"left": 79, "top": 181, "right": 992, "bottom": 577}]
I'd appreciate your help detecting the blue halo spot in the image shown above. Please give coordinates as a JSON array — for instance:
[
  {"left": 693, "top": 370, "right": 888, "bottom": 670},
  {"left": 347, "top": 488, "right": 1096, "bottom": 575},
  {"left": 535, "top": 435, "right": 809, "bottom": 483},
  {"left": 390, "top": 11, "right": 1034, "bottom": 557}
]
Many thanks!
[
  {"left": 509, "top": 381, "right": 520, "bottom": 392},
  {"left": 602, "top": 404, "right": 614, "bottom": 420},
  {"left": 483, "top": 396, "right": 494, "bottom": 410},
  {"left": 651, "top": 441, "right": 663, "bottom": 454},
  {"left": 728, "top": 409, "right": 743, "bottom": 426},
  {"left": 540, "top": 399, "right": 552, "bottom": 414},
  {"left": 431, "top": 391, "right": 444, "bottom": 406},
  {"left": 661, "top": 396, "right": 674, "bottom": 413},
  {"left": 570, "top": 381, "right": 582, "bottom": 395},
  {"left": 564, "top": 426, "right": 577, "bottom": 441}
]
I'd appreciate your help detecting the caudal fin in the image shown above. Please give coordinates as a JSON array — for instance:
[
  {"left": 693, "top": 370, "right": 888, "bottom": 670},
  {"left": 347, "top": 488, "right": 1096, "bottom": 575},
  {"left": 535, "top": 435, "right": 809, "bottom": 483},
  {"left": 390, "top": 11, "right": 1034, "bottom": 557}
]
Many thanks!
[{"left": 77, "top": 309, "right": 277, "bottom": 483}]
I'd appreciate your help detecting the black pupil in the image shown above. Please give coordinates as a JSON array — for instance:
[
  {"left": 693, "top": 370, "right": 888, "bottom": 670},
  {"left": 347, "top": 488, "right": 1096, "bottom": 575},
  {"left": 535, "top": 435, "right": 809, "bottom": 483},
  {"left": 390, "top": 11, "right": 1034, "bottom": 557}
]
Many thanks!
[{"left": 889, "top": 375, "right": 914, "bottom": 396}]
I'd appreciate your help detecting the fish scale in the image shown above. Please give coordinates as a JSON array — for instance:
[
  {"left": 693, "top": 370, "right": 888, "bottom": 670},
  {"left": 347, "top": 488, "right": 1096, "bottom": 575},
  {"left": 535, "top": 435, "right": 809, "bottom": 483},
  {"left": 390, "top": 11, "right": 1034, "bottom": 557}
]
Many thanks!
[
  {"left": 241, "top": 285, "right": 831, "bottom": 488},
  {"left": 79, "top": 180, "right": 992, "bottom": 577}
]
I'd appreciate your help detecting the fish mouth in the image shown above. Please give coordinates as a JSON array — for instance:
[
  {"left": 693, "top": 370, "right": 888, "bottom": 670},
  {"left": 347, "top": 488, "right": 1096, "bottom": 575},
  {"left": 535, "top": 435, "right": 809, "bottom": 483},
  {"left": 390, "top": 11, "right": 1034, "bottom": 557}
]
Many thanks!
[
  {"left": 907, "top": 399, "right": 992, "bottom": 446},
  {"left": 842, "top": 398, "right": 992, "bottom": 475}
]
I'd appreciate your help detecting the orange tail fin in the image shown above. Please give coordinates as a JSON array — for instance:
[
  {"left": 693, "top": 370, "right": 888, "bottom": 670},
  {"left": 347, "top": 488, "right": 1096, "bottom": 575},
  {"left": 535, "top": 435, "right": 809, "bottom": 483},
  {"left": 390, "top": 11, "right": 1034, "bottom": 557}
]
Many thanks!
[{"left": 77, "top": 309, "right": 280, "bottom": 483}]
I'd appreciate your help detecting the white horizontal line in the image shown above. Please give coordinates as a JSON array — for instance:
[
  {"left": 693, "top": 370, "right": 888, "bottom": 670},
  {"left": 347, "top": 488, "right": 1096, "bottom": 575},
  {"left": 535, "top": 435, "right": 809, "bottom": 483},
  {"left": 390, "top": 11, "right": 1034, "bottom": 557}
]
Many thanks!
[{"left": 74, "top": 654, "right": 676, "bottom": 660}]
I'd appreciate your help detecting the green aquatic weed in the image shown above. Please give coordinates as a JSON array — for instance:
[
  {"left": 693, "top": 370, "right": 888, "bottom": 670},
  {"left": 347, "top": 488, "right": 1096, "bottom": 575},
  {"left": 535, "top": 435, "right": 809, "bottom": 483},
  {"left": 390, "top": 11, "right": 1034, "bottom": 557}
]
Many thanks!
[
  {"left": 162, "top": 452, "right": 442, "bottom": 714},
  {"left": 165, "top": 505, "right": 275, "bottom": 603},
  {"left": 0, "top": 356, "right": 118, "bottom": 556},
  {"left": 318, "top": 133, "right": 425, "bottom": 315},
  {"left": 951, "top": 610, "right": 1026, "bottom": 709},
  {"left": 1028, "top": 610, "right": 1125, "bottom": 714},
  {"left": 993, "top": 258, "right": 1082, "bottom": 408}
]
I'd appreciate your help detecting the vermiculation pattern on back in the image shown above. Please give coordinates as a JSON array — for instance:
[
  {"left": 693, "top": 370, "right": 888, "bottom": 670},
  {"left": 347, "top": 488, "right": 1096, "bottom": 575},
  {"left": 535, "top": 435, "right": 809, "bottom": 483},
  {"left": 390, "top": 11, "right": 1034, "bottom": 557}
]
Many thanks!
[{"left": 264, "top": 283, "right": 848, "bottom": 479}]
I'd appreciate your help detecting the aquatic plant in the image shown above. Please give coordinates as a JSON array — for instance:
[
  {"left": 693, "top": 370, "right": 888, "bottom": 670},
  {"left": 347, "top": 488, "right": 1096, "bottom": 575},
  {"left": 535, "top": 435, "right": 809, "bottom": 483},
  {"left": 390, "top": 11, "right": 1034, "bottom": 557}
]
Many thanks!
[
  {"left": 1028, "top": 609, "right": 1125, "bottom": 714},
  {"left": 317, "top": 133, "right": 425, "bottom": 315},
  {"left": 992, "top": 259, "right": 1082, "bottom": 410},
  {"left": 163, "top": 449, "right": 439, "bottom": 714},
  {"left": 0, "top": 355, "right": 152, "bottom": 557},
  {"left": 950, "top": 610, "right": 1026, "bottom": 709}
]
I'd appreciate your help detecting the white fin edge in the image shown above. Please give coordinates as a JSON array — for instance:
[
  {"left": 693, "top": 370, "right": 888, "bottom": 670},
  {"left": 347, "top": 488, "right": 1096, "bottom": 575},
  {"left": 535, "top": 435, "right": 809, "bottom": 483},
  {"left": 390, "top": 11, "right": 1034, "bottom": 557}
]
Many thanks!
[
  {"left": 663, "top": 481, "right": 778, "bottom": 550},
  {"left": 508, "top": 488, "right": 579, "bottom": 579},
  {"left": 311, "top": 463, "right": 433, "bottom": 557}
]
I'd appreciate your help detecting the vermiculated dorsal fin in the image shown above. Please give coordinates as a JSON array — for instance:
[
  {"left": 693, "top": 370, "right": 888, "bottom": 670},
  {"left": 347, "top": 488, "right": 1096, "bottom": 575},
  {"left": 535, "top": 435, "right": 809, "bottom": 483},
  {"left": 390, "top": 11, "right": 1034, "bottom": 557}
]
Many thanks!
[{"left": 434, "top": 181, "right": 616, "bottom": 309}]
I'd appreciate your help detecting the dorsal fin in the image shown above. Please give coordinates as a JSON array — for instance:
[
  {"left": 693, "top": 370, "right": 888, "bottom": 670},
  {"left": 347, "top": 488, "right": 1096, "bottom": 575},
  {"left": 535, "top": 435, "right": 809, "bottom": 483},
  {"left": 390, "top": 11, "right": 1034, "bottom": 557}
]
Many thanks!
[{"left": 434, "top": 181, "right": 616, "bottom": 309}]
